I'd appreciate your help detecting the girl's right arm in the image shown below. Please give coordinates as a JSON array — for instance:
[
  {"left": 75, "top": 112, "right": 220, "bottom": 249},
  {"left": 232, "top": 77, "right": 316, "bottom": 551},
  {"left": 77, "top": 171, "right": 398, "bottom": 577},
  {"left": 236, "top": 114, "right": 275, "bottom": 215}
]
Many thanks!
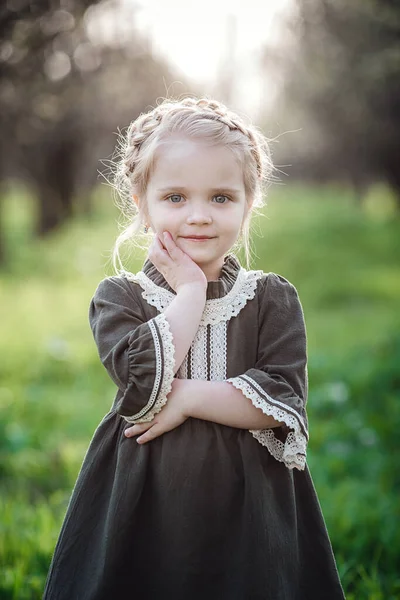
[
  {"left": 162, "top": 284, "right": 206, "bottom": 374},
  {"left": 150, "top": 231, "right": 207, "bottom": 375},
  {"left": 89, "top": 231, "right": 207, "bottom": 426}
]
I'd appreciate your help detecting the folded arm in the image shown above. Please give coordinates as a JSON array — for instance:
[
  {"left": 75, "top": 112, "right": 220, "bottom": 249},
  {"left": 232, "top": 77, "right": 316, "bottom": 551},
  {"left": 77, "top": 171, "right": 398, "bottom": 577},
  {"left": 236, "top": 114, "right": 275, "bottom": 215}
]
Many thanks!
[{"left": 182, "top": 379, "right": 283, "bottom": 429}]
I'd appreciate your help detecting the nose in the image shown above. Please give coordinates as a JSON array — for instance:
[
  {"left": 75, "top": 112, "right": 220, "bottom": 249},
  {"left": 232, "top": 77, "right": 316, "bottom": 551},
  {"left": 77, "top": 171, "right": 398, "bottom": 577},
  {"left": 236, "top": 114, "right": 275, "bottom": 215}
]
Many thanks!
[{"left": 186, "top": 205, "right": 213, "bottom": 225}]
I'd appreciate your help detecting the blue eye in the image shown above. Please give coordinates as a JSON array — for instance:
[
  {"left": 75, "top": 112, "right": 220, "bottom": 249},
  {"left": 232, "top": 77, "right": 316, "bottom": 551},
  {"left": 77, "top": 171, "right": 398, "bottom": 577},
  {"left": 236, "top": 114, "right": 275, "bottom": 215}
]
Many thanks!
[
  {"left": 167, "top": 194, "right": 183, "bottom": 203},
  {"left": 165, "top": 194, "right": 230, "bottom": 204}
]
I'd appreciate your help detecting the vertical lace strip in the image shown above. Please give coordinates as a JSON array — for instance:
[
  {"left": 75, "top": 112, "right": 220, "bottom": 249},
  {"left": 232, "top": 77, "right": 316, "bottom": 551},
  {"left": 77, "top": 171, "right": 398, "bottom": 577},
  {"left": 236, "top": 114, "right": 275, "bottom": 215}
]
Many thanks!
[
  {"left": 190, "top": 325, "right": 208, "bottom": 380},
  {"left": 209, "top": 321, "right": 227, "bottom": 380}
]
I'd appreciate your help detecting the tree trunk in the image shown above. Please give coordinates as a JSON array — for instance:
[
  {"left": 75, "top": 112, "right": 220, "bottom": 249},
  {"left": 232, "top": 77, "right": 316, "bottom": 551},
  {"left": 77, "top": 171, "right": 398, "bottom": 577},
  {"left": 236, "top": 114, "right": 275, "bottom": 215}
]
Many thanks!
[{"left": 36, "top": 186, "right": 64, "bottom": 236}]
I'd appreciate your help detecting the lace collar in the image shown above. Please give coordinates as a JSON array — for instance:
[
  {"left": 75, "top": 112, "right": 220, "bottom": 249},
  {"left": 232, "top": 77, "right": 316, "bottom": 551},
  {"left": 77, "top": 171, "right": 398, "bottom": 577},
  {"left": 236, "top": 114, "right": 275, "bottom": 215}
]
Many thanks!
[
  {"left": 141, "top": 253, "right": 242, "bottom": 299},
  {"left": 123, "top": 254, "right": 264, "bottom": 326}
]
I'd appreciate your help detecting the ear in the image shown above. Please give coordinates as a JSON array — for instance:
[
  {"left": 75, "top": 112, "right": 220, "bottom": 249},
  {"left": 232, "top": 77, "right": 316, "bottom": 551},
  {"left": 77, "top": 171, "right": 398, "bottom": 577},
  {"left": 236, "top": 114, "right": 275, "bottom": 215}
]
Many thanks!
[{"left": 133, "top": 194, "right": 151, "bottom": 230}]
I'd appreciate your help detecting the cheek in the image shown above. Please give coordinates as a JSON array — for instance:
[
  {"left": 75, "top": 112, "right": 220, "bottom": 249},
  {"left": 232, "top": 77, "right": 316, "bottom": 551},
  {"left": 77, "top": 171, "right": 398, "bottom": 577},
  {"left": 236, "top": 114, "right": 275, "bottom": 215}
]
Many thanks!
[
  {"left": 228, "top": 206, "right": 247, "bottom": 229},
  {"left": 149, "top": 207, "right": 179, "bottom": 234}
]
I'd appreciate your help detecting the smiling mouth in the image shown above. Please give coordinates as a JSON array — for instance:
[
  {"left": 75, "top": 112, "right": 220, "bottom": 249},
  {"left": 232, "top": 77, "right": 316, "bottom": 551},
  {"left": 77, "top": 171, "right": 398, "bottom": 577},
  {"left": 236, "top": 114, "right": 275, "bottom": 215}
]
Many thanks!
[{"left": 181, "top": 236, "right": 215, "bottom": 240}]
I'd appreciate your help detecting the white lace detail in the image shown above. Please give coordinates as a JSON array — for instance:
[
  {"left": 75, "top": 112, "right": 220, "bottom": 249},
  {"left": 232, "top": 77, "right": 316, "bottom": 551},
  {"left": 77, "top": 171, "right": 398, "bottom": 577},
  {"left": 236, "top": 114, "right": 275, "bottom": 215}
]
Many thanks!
[
  {"left": 191, "top": 325, "right": 208, "bottom": 380},
  {"left": 209, "top": 321, "right": 227, "bottom": 380},
  {"left": 125, "top": 266, "right": 262, "bottom": 383},
  {"left": 226, "top": 375, "right": 308, "bottom": 470},
  {"left": 123, "top": 313, "right": 175, "bottom": 424},
  {"left": 125, "top": 267, "right": 263, "bottom": 326},
  {"left": 250, "top": 429, "right": 307, "bottom": 471},
  {"left": 176, "top": 321, "right": 228, "bottom": 381},
  {"left": 238, "top": 374, "right": 308, "bottom": 436}
]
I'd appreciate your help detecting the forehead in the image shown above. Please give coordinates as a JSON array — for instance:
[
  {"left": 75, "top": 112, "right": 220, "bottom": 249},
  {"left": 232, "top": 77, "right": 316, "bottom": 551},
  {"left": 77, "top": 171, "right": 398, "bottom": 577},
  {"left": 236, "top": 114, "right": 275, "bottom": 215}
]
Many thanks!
[{"left": 148, "top": 136, "right": 244, "bottom": 189}]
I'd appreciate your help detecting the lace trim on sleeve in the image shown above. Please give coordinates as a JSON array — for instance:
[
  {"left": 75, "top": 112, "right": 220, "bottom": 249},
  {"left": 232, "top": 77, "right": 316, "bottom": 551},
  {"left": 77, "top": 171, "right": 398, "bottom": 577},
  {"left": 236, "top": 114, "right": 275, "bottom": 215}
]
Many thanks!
[
  {"left": 123, "top": 313, "right": 175, "bottom": 423},
  {"left": 226, "top": 374, "right": 308, "bottom": 471}
]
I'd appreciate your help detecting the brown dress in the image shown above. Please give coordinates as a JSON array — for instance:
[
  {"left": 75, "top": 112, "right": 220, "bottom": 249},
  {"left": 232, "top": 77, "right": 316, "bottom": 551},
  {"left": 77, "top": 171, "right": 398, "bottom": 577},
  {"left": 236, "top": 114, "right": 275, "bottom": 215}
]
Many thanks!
[{"left": 43, "top": 254, "right": 345, "bottom": 600}]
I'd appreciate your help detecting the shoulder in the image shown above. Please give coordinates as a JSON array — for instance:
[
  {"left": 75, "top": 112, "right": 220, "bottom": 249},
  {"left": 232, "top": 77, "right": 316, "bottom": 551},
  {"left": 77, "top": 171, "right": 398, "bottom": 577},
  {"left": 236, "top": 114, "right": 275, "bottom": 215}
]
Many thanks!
[
  {"left": 254, "top": 270, "right": 299, "bottom": 299},
  {"left": 91, "top": 273, "right": 143, "bottom": 304},
  {"left": 89, "top": 274, "right": 147, "bottom": 328},
  {"left": 250, "top": 271, "right": 303, "bottom": 320}
]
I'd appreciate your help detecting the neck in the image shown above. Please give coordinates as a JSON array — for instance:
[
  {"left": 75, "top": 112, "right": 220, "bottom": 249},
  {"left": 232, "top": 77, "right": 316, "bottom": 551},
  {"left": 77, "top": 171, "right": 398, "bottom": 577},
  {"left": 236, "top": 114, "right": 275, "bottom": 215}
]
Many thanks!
[{"left": 199, "top": 257, "right": 227, "bottom": 282}]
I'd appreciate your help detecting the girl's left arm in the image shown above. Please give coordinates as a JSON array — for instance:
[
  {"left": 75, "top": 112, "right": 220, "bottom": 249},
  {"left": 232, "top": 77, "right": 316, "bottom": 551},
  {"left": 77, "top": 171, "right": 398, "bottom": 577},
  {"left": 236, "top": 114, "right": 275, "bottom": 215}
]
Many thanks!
[{"left": 179, "top": 379, "right": 284, "bottom": 430}]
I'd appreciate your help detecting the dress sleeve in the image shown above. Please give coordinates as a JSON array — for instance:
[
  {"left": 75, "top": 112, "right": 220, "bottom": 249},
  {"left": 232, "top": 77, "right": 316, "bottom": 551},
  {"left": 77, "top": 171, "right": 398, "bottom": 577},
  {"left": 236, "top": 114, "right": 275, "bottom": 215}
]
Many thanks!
[
  {"left": 89, "top": 276, "right": 175, "bottom": 424},
  {"left": 226, "top": 273, "right": 309, "bottom": 470}
]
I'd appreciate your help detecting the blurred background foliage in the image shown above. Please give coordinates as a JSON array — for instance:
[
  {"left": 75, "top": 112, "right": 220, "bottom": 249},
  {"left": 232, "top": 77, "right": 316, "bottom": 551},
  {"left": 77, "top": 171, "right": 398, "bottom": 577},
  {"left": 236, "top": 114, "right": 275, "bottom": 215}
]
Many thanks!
[{"left": 0, "top": 0, "right": 399, "bottom": 598}]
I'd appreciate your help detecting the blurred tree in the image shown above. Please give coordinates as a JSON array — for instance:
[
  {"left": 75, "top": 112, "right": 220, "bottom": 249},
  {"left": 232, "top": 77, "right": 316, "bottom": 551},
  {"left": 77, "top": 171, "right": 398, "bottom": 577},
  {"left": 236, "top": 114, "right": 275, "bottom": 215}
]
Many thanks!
[
  {"left": 0, "top": 0, "right": 185, "bottom": 264},
  {"left": 268, "top": 0, "right": 400, "bottom": 208},
  {"left": 0, "top": 0, "right": 102, "bottom": 243}
]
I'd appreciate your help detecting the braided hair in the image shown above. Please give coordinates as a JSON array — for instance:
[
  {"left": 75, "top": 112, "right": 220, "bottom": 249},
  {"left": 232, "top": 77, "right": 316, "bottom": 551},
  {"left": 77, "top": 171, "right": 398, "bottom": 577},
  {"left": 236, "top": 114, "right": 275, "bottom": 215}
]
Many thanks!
[{"left": 110, "top": 96, "right": 275, "bottom": 273}]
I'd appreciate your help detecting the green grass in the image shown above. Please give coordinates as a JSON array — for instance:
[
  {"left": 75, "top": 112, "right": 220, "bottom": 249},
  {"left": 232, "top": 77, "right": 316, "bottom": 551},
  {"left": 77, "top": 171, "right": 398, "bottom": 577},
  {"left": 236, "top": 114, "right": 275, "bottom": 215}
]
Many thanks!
[{"left": 0, "top": 181, "right": 399, "bottom": 598}]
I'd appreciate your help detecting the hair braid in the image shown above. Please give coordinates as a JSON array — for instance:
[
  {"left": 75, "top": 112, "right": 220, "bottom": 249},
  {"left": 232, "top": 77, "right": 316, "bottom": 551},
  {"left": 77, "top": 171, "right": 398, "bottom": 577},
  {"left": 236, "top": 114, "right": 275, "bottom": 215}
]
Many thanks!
[
  {"left": 125, "top": 110, "right": 164, "bottom": 175},
  {"left": 123, "top": 98, "right": 268, "bottom": 181},
  {"left": 180, "top": 98, "right": 268, "bottom": 180}
]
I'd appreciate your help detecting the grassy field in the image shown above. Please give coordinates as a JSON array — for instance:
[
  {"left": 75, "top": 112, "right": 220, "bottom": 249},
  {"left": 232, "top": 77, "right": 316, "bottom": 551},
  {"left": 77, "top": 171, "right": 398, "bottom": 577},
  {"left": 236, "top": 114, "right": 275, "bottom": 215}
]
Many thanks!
[{"left": 0, "top": 183, "right": 399, "bottom": 598}]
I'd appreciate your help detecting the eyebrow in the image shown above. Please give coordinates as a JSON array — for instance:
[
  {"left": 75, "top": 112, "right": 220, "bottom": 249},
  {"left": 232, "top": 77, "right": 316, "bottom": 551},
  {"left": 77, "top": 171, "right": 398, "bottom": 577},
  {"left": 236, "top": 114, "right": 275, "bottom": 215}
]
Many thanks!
[{"left": 156, "top": 186, "right": 242, "bottom": 195}]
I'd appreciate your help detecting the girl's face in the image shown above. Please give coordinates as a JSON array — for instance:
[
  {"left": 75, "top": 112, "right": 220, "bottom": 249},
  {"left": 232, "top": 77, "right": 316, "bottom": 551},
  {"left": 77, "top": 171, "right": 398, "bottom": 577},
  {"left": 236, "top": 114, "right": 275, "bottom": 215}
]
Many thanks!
[{"left": 138, "top": 136, "right": 251, "bottom": 281}]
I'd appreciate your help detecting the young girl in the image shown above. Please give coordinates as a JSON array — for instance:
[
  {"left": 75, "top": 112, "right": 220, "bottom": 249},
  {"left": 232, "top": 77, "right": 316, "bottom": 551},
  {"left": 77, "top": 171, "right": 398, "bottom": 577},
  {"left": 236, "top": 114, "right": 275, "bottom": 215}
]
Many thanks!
[{"left": 44, "top": 97, "right": 345, "bottom": 599}]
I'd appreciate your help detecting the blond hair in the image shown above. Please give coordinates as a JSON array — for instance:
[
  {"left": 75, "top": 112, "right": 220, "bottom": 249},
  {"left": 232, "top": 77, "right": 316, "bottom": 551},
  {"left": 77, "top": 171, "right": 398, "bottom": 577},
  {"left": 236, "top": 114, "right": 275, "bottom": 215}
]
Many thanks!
[{"left": 110, "top": 96, "right": 275, "bottom": 273}]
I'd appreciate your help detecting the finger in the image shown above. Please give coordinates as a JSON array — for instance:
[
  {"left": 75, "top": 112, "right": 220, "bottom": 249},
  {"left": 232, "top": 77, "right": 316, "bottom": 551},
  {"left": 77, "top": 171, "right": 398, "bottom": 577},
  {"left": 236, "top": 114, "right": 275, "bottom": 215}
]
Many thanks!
[
  {"left": 162, "top": 231, "right": 176, "bottom": 248},
  {"left": 155, "top": 234, "right": 174, "bottom": 256},
  {"left": 124, "top": 422, "right": 153, "bottom": 438},
  {"left": 162, "top": 231, "right": 174, "bottom": 245},
  {"left": 152, "top": 235, "right": 167, "bottom": 252},
  {"left": 149, "top": 236, "right": 169, "bottom": 264},
  {"left": 162, "top": 232, "right": 183, "bottom": 260},
  {"left": 137, "top": 424, "right": 163, "bottom": 444},
  {"left": 155, "top": 233, "right": 167, "bottom": 249}
]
